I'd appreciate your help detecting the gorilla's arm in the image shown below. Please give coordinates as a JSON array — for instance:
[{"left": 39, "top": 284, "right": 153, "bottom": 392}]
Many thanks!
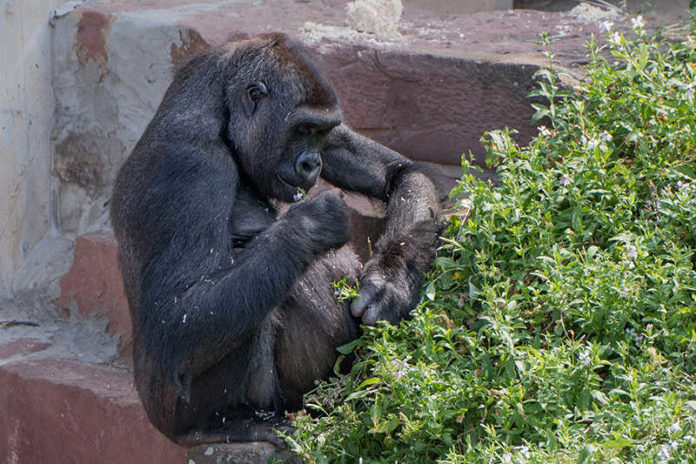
[
  {"left": 131, "top": 151, "right": 348, "bottom": 396},
  {"left": 321, "top": 125, "right": 441, "bottom": 324}
]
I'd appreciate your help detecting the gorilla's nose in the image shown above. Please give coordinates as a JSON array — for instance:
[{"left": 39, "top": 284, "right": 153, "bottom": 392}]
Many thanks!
[{"left": 294, "top": 151, "right": 322, "bottom": 181}]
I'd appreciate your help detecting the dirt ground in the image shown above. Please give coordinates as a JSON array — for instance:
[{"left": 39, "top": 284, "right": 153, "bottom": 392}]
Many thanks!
[{"left": 515, "top": 0, "right": 693, "bottom": 23}]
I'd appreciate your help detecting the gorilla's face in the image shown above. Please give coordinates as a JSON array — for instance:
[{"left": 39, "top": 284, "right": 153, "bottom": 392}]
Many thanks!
[
  {"left": 271, "top": 108, "right": 340, "bottom": 201},
  {"left": 223, "top": 38, "right": 342, "bottom": 203}
]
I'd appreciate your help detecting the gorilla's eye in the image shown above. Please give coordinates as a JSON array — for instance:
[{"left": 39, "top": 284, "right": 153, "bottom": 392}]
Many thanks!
[
  {"left": 248, "top": 87, "right": 263, "bottom": 101},
  {"left": 242, "top": 81, "right": 269, "bottom": 117},
  {"left": 247, "top": 81, "right": 269, "bottom": 101}
]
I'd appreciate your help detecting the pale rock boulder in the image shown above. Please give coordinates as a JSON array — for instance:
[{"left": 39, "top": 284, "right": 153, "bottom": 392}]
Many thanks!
[{"left": 346, "top": 0, "right": 403, "bottom": 34}]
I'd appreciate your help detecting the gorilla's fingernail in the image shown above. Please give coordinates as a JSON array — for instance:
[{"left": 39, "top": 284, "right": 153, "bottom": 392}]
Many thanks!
[
  {"left": 363, "top": 306, "right": 379, "bottom": 325},
  {"left": 350, "top": 300, "right": 366, "bottom": 317}
]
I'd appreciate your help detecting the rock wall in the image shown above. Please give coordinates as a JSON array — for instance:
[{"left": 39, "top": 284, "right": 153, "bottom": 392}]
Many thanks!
[
  {"left": 51, "top": 9, "right": 203, "bottom": 234},
  {"left": 0, "top": 0, "right": 66, "bottom": 294}
]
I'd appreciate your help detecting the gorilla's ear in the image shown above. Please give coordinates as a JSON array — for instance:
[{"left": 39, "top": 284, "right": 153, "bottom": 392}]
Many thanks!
[{"left": 242, "top": 80, "right": 269, "bottom": 117}]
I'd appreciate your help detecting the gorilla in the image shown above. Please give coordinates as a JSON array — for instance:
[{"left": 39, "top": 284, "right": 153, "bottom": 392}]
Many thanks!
[{"left": 110, "top": 33, "right": 439, "bottom": 446}]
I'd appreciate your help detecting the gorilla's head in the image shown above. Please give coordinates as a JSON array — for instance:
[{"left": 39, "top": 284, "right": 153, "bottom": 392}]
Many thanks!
[{"left": 222, "top": 34, "right": 343, "bottom": 202}]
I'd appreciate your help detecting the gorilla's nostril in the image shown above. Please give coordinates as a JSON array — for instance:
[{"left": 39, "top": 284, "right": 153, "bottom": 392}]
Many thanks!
[{"left": 295, "top": 152, "right": 320, "bottom": 177}]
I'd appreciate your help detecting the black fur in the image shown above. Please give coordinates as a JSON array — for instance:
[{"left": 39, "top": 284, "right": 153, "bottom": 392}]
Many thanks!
[{"left": 110, "top": 33, "right": 439, "bottom": 446}]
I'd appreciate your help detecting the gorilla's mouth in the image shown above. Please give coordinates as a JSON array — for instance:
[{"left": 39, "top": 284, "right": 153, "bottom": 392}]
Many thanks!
[
  {"left": 276, "top": 174, "right": 305, "bottom": 202},
  {"left": 277, "top": 174, "right": 297, "bottom": 189}
]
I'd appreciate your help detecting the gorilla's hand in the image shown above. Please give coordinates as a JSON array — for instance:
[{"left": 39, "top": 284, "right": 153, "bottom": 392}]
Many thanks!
[
  {"left": 350, "top": 220, "right": 440, "bottom": 325},
  {"left": 285, "top": 190, "right": 350, "bottom": 253},
  {"left": 350, "top": 267, "right": 415, "bottom": 325}
]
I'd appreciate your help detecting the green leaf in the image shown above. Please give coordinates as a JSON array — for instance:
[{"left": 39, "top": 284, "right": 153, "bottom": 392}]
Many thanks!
[
  {"left": 357, "top": 377, "right": 381, "bottom": 389},
  {"left": 468, "top": 280, "right": 480, "bottom": 301},
  {"left": 433, "top": 257, "right": 456, "bottom": 269},
  {"left": 336, "top": 338, "right": 363, "bottom": 355},
  {"left": 602, "top": 437, "right": 633, "bottom": 450},
  {"left": 591, "top": 390, "right": 609, "bottom": 406},
  {"left": 425, "top": 281, "right": 436, "bottom": 301},
  {"left": 672, "top": 165, "right": 696, "bottom": 180},
  {"left": 637, "top": 43, "right": 649, "bottom": 69},
  {"left": 576, "top": 445, "right": 595, "bottom": 464},
  {"left": 531, "top": 105, "right": 550, "bottom": 124}
]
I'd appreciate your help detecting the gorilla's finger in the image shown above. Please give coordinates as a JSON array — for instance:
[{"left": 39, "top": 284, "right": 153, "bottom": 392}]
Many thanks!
[
  {"left": 351, "top": 284, "right": 377, "bottom": 317},
  {"left": 362, "top": 303, "right": 382, "bottom": 326}
]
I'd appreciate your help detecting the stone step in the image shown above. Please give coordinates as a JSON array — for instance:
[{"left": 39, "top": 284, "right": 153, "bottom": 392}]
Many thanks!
[{"left": 0, "top": 338, "right": 185, "bottom": 463}]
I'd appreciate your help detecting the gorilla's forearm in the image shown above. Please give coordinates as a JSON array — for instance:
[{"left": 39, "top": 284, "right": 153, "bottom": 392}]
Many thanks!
[
  {"left": 321, "top": 125, "right": 441, "bottom": 324},
  {"left": 321, "top": 124, "right": 439, "bottom": 253}
]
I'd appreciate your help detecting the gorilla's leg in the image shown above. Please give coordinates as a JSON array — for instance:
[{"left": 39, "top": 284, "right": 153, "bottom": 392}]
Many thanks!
[
  {"left": 169, "top": 327, "right": 287, "bottom": 446},
  {"left": 169, "top": 245, "right": 361, "bottom": 445},
  {"left": 275, "top": 245, "right": 362, "bottom": 408}
]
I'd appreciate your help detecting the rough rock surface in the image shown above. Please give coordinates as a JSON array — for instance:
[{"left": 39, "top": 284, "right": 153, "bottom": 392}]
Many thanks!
[
  {"left": 347, "top": 0, "right": 403, "bottom": 34},
  {"left": 0, "top": 342, "right": 185, "bottom": 463},
  {"left": 187, "top": 442, "right": 297, "bottom": 464}
]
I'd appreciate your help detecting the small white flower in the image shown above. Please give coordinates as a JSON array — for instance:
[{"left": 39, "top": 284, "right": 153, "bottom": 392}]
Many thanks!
[
  {"left": 668, "top": 422, "right": 681, "bottom": 433},
  {"left": 625, "top": 244, "right": 638, "bottom": 260},
  {"left": 600, "top": 132, "right": 613, "bottom": 142},
  {"left": 669, "top": 440, "right": 679, "bottom": 450},
  {"left": 519, "top": 446, "right": 531, "bottom": 459},
  {"left": 391, "top": 359, "right": 410, "bottom": 379},
  {"left": 560, "top": 174, "right": 573, "bottom": 186},
  {"left": 658, "top": 444, "right": 671, "bottom": 461},
  {"left": 538, "top": 125, "right": 552, "bottom": 137},
  {"left": 578, "top": 349, "right": 592, "bottom": 366},
  {"left": 679, "top": 83, "right": 695, "bottom": 98},
  {"left": 684, "top": 435, "right": 696, "bottom": 444},
  {"left": 599, "top": 21, "right": 614, "bottom": 33},
  {"left": 587, "top": 138, "right": 600, "bottom": 151},
  {"left": 293, "top": 190, "right": 304, "bottom": 202},
  {"left": 631, "top": 15, "right": 645, "bottom": 30},
  {"left": 501, "top": 452, "right": 514, "bottom": 463},
  {"left": 610, "top": 32, "right": 622, "bottom": 45}
]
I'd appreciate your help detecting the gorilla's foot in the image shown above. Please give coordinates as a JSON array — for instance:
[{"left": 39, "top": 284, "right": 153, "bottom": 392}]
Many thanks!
[{"left": 175, "top": 418, "right": 294, "bottom": 448}]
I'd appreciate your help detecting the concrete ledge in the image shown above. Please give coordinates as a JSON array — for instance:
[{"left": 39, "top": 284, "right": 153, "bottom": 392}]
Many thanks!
[
  {"left": 187, "top": 442, "right": 297, "bottom": 464},
  {"left": 0, "top": 342, "right": 186, "bottom": 463}
]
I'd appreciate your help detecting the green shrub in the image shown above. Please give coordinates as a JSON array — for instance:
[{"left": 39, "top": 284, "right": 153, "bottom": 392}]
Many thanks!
[{"left": 286, "top": 19, "right": 696, "bottom": 464}]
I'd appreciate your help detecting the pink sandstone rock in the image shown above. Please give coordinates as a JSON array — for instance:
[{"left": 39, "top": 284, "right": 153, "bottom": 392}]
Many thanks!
[
  {"left": 0, "top": 356, "right": 186, "bottom": 463},
  {"left": 57, "top": 232, "right": 131, "bottom": 353},
  {"left": 0, "top": 339, "right": 51, "bottom": 360}
]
